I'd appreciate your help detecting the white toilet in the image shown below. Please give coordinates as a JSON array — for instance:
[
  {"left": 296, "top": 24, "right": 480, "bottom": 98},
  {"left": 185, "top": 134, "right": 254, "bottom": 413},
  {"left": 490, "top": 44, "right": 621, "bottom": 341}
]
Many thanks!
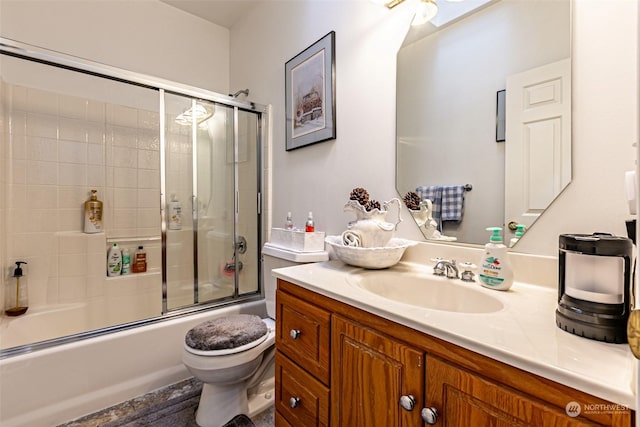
[{"left": 182, "top": 243, "right": 328, "bottom": 427}]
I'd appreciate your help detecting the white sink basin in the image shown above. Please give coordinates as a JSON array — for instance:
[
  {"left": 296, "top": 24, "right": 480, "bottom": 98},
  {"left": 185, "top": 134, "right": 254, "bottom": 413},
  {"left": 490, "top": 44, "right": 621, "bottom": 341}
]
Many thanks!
[{"left": 347, "top": 265, "right": 504, "bottom": 314}]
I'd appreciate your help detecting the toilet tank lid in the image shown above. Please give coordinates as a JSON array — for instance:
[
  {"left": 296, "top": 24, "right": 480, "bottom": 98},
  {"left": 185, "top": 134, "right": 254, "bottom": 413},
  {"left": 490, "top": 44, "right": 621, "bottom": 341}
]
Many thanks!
[{"left": 262, "top": 243, "right": 328, "bottom": 263}]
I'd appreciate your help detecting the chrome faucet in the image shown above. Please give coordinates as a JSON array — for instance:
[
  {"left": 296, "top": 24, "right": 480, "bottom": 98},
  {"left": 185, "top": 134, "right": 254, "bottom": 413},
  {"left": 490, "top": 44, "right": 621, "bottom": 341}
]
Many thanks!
[{"left": 433, "top": 259, "right": 459, "bottom": 279}]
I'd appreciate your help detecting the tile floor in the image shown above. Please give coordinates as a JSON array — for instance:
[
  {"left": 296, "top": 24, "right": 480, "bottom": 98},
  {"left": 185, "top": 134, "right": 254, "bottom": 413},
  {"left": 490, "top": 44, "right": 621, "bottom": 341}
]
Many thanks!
[{"left": 58, "top": 378, "right": 274, "bottom": 427}]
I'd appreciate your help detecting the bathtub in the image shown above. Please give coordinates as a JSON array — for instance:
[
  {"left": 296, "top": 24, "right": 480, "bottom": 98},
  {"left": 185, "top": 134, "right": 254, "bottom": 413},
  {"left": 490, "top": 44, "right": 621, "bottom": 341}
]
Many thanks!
[
  {"left": 0, "top": 303, "right": 91, "bottom": 349},
  {"left": 0, "top": 299, "right": 267, "bottom": 427}
]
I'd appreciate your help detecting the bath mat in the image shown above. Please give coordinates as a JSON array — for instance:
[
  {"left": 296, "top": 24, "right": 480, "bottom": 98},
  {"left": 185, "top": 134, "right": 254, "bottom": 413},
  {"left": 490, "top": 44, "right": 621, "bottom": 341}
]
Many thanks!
[
  {"left": 222, "top": 414, "right": 256, "bottom": 427},
  {"left": 185, "top": 314, "right": 268, "bottom": 351}
]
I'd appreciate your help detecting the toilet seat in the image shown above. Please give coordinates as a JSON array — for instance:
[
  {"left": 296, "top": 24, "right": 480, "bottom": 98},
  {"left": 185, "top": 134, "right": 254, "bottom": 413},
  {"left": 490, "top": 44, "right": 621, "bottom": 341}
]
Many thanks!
[
  {"left": 185, "top": 331, "right": 269, "bottom": 356},
  {"left": 184, "top": 315, "right": 274, "bottom": 357}
]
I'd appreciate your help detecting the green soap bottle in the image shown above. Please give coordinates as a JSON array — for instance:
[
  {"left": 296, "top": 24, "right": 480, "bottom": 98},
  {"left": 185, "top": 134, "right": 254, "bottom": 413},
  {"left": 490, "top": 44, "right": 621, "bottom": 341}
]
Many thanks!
[{"left": 478, "top": 227, "right": 513, "bottom": 291}]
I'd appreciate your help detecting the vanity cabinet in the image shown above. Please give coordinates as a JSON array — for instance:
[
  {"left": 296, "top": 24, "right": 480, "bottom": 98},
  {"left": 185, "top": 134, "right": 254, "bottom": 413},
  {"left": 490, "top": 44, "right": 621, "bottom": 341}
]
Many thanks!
[{"left": 275, "top": 279, "right": 634, "bottom": 427}]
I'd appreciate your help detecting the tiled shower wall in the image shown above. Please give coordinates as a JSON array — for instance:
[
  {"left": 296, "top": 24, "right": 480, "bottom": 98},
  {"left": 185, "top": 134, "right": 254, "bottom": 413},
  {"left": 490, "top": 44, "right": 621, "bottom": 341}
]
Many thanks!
[{"left": 1, "top": 80, "right": 163, "bottom": 333}]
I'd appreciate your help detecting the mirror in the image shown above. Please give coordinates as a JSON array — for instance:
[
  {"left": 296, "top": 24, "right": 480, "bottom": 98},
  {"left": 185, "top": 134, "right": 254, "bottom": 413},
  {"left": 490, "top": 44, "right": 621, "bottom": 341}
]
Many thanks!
[{"left": 396, "top": 0, "right": 572, "bottom": 246}]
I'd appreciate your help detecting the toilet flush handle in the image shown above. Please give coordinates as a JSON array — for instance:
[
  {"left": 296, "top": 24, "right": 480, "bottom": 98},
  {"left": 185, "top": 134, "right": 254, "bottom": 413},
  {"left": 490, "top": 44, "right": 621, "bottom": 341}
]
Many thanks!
[{"left": 290, "top": 329, "right": 301, "bottom": 340}]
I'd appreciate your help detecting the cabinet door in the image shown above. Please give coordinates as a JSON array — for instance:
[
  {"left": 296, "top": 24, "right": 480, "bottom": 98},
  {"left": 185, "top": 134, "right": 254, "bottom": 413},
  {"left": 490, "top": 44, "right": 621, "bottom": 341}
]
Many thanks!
[
  {"left": 331, "top": 315, "right": 424, "bottom": 427},
  {"left": 426, "top": 355, "right": 604, "bottom": 426}
]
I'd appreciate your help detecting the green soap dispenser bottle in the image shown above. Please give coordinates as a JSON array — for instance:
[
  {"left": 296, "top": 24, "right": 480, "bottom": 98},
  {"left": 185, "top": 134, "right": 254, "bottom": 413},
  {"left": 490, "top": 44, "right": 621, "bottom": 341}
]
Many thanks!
[
  {"left": 5, "top": 261, "right": 28, "bottom": 316},
  {"left": 478, "top": 227, "right": 513, "bottom": 291}
]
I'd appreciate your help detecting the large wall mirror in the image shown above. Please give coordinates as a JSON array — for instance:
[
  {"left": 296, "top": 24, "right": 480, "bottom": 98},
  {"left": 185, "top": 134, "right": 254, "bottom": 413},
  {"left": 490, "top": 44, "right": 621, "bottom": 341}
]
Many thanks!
[{"left": 396, "top": 0, "right": 572, "bottom": 246}]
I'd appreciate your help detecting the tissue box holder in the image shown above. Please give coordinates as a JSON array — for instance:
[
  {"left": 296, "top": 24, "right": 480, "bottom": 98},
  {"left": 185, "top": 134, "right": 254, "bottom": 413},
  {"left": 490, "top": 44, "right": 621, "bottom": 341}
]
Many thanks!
[{"left": 270, "top": 228, "right": 325, "bottom": 252}]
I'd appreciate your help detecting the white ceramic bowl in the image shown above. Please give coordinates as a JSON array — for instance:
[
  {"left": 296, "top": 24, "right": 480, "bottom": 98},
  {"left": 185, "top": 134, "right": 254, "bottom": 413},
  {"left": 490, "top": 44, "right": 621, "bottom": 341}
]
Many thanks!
[{"left": 325, "top": 235, "right": 417, "bottom": 269}]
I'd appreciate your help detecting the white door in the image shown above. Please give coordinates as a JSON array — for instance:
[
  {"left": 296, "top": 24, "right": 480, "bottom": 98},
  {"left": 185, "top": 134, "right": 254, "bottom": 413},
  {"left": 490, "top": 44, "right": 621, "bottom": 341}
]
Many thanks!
[{"left": 504, "top": 58, "right": 571, "bottom": 236}]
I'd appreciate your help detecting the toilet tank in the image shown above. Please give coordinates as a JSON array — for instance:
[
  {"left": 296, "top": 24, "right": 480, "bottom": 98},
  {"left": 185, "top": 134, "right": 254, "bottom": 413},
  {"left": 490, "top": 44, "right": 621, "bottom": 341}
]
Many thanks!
[{"left": 262, "top": 243, "right": 328, "bottom": 318}]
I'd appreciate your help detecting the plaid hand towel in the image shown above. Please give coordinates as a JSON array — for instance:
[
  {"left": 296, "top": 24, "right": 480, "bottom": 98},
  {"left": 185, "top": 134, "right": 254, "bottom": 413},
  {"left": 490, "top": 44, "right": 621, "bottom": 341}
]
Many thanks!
[
  {"left": 416, "top": 185, "right": 466, "bottom": 231},
  {"left": 441, "top": 185, "right": 465, "bottom": 221}
]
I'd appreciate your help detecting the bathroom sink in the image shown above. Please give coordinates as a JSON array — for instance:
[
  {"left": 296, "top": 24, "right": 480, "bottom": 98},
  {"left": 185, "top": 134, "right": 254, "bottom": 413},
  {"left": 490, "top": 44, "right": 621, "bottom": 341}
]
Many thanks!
[{"left": 346, "top": 266, "right": 504, "bottom": 314}]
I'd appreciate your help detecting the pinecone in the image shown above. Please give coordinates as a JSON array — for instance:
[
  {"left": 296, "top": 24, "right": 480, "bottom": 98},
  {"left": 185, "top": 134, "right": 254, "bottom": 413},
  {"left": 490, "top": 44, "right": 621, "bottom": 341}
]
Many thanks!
[
  {"left": 365, "top": 200, "right": 381, "bottom": 211},
  {"left": 403, "top": 191, "right": 421, "bottom": 210},
  {"left": 349, "top": 187, "right": 370, "bottom": 206}
]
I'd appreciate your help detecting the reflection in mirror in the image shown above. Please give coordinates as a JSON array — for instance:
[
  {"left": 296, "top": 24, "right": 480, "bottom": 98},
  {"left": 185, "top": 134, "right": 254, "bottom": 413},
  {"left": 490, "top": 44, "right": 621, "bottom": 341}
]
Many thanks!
[{"left": 396, "top": 0, "right": 571, "bottom": 246}]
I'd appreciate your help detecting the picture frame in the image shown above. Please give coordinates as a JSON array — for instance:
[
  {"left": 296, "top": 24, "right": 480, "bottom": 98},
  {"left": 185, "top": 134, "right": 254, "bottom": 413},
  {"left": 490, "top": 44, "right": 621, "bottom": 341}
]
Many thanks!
[
  {"left": 496, "top": 89, "right": 506, "bottom": 142},
  {"left": 285, "top": 31, "right": 336, "bottom": 151}
]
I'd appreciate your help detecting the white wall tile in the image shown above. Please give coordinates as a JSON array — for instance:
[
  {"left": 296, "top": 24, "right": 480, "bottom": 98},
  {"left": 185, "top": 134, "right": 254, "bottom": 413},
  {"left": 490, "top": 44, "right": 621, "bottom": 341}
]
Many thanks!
[
  {"left": 113, "top": 208, "right": 137, "bottom": 229},
  {"left": 26, "top": 136, "right": 58, "bottom": 162},
  {"left": 138, "top": 169, "right": 159, "bottom": 189},
  {"left": 27, "top": 185, "right": 57, "bottom": 209},
  {"left": 87, "top": 100, "right": 105, "bottom": 123},
  {"left": 138, "top": 149, "right": 159, "bottom": 170},
  {"left": 59, "top": 253, "right": 87, "bottom": 276},
  {"left": 58, "top": 208, "right": 82, "bottom": 232},
  {"left": 87, "top": 143, "right": 105, "bottom": 165},
  {"left": 26, "top": 112, "right": 58, "bottom": 139},
  {"left": 58, "top": 163, "right": 87, "bottom": 186},
  {"left": 11, "top": 159, "right": 26, "bottom": 184},
  {"left": 113, "top": 188, "right": 138, "bottom": 209},
  {"left": 109, "top": 125, "right": 138, "bottom": 149},
  {"left": 113, "top": 166, "right": 137, "bottom": 188},
  {"left": 27, "top": 160, "right": 57, "bottom": 185},
  {"left": 107, "top": 104, "right": 138, "bottom": 128},
  {"left": 113, "top": 146, "right": 137, "bottom": 168},
  {"left": 86, "top": 122, "right": 105, "bottom": 144},
  {"left": 59, "top": 140, "right": 87, "bottom": 164},
  {"left": 59, "top": 117, "right": 87, "bottom": 142},
  {"left": 137, "top": 189, "right": 160, "bottom": 209},
  {"left": 58, "top": 233, "right": 88, "bottom": 254}
]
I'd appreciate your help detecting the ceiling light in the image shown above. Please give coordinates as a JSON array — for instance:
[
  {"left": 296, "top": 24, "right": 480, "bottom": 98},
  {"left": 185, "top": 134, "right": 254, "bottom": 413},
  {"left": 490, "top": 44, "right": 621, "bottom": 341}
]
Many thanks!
[
  {"left": 175, "top": 104, "right": 214, "bottom": 126},
  {"left": 412, "top": 0, "right": 438, "bottom": 26}
]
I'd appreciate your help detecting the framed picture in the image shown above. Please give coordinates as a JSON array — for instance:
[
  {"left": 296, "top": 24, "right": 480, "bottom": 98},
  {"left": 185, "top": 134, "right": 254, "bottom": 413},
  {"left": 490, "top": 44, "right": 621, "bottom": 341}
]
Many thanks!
[
  {"left": 285, "top": 31, "right": 336, "bottom": 151},
  {"left": 496, "top": 89, "right": 506, "bottom": 142}
]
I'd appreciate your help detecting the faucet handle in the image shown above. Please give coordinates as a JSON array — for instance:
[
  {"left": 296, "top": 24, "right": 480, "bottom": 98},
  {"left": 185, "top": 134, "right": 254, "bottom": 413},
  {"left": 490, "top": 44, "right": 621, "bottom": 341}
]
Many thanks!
[
  {"left": 459, "top": 262, "right": 477, "bottom": 282},
  {"left": 431, "top": 257, "right": 447, "bottom": 276}
]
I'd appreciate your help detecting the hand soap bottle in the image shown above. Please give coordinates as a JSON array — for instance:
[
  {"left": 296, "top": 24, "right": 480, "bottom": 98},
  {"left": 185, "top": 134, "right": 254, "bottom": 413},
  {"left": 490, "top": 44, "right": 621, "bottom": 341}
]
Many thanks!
[
  {"left": 5, "top": 261, "right": 28, "bottom": 316},
  {"left": 478, "top": 227, "right": 513, "bottom": 291},
  {"left": 509, "top": 224, "right": 526, "bottom": 247}
]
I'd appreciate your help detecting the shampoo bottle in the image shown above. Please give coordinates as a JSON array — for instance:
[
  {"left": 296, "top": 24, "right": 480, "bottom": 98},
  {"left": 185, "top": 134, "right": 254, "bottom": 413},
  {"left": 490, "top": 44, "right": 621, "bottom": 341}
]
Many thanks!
[
  {"left": 107, "top": 243, "right": 122, "bottom": 277},
  {"left": 121, "top": 248, "right": 131, "bottom": 275},
  {"left": 133, "top": 246, "right": 147, "bottom": 273},
  {"left": 84, "top": 189, "right": 103, "bottom": 233},
  {"left": 478, "top": 227, "right": 513, "bottom": 291},
  {"left": 5, "top": 261, "right": 28, "bottom": 316},
  {"left": 168, "top": 194, "right": 182, "bottom": 230}
]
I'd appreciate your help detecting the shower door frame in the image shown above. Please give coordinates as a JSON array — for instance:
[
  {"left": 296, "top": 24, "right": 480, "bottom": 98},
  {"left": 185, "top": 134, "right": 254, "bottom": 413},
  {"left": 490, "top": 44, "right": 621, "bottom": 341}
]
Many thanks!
[{"left": 0, "top": 37, "right": 268, "bottom": 358}]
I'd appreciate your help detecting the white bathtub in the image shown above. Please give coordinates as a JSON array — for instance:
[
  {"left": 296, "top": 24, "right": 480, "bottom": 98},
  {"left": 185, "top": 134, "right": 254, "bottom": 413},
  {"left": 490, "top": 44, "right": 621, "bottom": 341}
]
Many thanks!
[
  {"left": 0, "top": 304, "right": 90, "bottom": 349},
  {"left": 0, "top": 299, "right": 267, "bottom": 427}
]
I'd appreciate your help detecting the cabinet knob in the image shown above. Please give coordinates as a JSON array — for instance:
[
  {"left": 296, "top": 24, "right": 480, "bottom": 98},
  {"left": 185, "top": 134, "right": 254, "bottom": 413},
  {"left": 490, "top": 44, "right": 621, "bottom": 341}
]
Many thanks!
[
  {"left": 289, "top": 396, "right": 301, "bottom": 408},
  {"left": 399, "top": 395, "right": 416, "bottom": 411},
  {"left": 421, "top": 407, "right": 438, "bottom": 425},
  {"left": 289, "top": 329, "right": 301, "bottom": 340}
]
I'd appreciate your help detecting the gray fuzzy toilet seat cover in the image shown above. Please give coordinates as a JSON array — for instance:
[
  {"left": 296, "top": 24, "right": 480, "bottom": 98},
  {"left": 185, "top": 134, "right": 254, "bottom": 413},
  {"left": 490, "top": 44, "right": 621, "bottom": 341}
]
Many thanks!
[{"left": 185, "top": 314, "right": 268, "bottom": 351}]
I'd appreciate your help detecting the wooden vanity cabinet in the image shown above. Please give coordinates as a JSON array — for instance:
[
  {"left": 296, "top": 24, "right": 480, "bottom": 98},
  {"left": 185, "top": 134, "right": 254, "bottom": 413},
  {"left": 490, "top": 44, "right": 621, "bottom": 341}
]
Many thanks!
[{"left": 275, "top": 279, "right": 634, "bottom": 427}]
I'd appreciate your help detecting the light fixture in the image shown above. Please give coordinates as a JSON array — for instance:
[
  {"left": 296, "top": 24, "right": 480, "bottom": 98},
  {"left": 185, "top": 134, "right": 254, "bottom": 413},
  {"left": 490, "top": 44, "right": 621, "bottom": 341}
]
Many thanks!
[
  {"left": 411, "top": 0, "right": 438, "bottom": 26},
  {"left": 175, "top": 104, "right": 214, "bottom": 127},
  {"left": 372, "top": 0, "right": 439, "bottom": 26}
]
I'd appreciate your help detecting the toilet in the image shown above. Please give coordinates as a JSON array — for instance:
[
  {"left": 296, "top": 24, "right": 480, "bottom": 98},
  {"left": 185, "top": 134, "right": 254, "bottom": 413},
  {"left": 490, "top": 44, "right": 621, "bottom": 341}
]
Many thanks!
[{"left": 182, "top": 243, "right": 328, "bottom": 427}]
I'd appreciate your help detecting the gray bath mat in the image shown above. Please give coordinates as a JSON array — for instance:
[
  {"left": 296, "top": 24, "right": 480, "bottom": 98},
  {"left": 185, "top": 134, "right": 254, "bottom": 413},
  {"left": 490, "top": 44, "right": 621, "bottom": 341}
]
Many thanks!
[{"left": 222, "top": 414, "right": 256, "bottom": 427}]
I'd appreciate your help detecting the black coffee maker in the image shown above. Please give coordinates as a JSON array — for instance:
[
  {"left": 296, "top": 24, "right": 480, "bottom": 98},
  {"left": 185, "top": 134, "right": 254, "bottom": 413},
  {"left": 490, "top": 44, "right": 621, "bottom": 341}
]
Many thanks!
[{"left": 556, "top": 233, "right": 633, "bottom": 343}]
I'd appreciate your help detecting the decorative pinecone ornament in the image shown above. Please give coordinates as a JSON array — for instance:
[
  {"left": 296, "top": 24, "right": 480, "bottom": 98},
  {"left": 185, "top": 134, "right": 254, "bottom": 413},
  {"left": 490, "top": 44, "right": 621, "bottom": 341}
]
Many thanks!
[
  {"left": 403, "top": 191, "right": 421, "bottom": 210},
  {"left": 349, "top": 187, "right": 370, "bottom": 206},
  {"left": 365, "top": 200, "right": 381, "bottom": 211}
]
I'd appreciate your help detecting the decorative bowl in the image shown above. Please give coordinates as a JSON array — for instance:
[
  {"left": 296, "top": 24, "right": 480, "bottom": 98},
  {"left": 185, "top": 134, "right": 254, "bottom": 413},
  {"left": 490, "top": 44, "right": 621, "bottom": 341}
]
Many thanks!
[{"left": 325, "top": 235, "right": 417, "bottom": 269}]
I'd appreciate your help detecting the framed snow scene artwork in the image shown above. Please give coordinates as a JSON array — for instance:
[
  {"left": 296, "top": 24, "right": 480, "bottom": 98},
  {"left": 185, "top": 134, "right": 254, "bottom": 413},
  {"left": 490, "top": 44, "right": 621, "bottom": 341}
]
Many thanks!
[{"left": 285, "top": 31, "right": 336, "bottom": 151}]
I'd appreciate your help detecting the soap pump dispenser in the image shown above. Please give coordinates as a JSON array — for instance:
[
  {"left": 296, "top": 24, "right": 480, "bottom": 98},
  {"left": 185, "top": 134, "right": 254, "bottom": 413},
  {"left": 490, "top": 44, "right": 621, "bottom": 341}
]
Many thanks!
[
  {"left": 5, "top": 261, "right": 28, "bottom": 316},
  {"left": 478, "top": 227, "right": 513, "bottom": 291}
]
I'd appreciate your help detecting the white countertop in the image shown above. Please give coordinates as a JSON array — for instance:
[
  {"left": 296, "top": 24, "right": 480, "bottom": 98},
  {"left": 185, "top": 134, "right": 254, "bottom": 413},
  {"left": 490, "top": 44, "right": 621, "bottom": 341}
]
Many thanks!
[{"left": 273, "top": 259, "right": 636, "bottom": 409}]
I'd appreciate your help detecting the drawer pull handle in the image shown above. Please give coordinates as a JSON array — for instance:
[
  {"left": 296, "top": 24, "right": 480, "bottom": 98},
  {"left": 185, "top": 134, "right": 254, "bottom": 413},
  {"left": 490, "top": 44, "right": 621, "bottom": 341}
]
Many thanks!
[
  {"left": 289, "top": 396, "right": 301, "bottom": 408},
  {"left": 399, "top": 395, "right": 415, "bottom": 411},
  {"left": 289, "top": 329, "right": 301, "bottom": 340},
  {"left": 421, "top": 407, "right": 438, "bottom": 425}
]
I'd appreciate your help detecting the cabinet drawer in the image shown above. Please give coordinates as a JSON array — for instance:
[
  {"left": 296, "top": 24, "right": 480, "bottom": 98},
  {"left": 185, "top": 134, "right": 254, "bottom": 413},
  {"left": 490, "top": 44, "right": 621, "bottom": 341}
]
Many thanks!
[
  {"left": 276, "top": 289, "right": 331, "bottom": 384},
  {"left": 275, "top": 410, "right": 294, "bottom": 427},
  {"left": 275, "top": 351, "right": 329, "bottom": 427}
]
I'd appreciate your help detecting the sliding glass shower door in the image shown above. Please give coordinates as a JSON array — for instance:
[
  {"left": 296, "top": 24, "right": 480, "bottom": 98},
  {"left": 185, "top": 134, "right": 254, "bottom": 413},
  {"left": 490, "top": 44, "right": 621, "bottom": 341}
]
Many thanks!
[{"left": 164, "top": 94, "right": 260, "bottom": 311}]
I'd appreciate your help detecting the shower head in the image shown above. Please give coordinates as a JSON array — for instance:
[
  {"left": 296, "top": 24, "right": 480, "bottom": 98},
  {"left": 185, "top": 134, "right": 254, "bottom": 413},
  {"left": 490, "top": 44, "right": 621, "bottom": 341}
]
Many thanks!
[{"left": 231, "top": 89, "right": 249, "bottom": 98}]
